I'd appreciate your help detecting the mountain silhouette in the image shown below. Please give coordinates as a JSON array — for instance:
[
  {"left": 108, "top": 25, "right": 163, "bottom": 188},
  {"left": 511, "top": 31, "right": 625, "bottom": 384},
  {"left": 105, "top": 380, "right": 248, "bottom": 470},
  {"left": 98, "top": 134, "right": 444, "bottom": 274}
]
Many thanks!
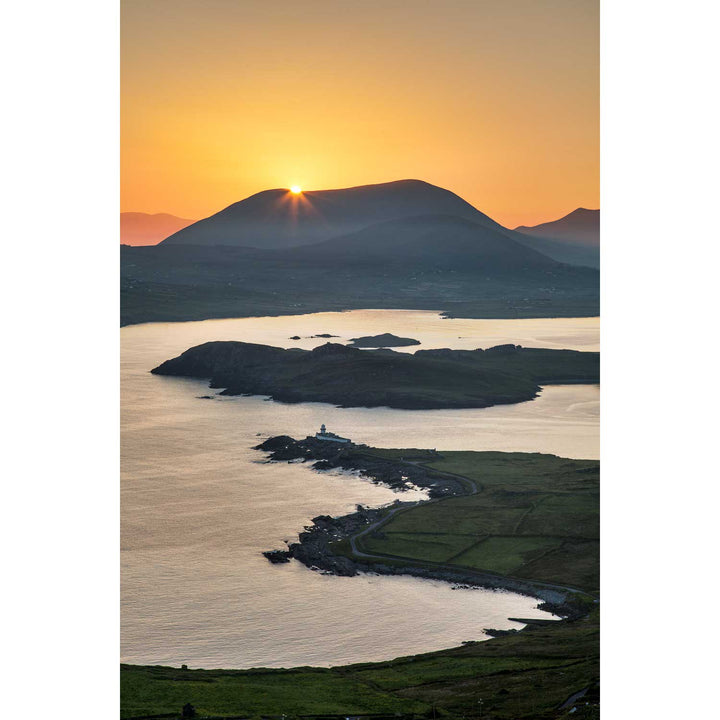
[
  {"left": 160, "top": 179, "right": 505, "bottom": 249},
  {"left": 121, "top": 181, "right": 599, "bottom": 325},
  {"left": 513, "top": 208, "right": 599, "bottom": 268},
  {"left": 121, "top": 212, "right": 195, "bottom": 246},
  {"left": 293, "top": 214, "right": 556, "bottom": 271}
]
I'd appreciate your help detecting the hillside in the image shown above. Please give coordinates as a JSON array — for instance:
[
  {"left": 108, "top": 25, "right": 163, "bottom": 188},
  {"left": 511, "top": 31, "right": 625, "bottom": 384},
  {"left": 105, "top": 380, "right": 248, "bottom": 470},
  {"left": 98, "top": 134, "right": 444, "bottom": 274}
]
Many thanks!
[
  {"left": 293, "top": 214, "right": 556, "bottom": 271},
  {"left": 514, "top": 209, "right": 600, "bottom": 268},
  {"left": 515, "top": 208, "right": 599, "bottom": 246}
]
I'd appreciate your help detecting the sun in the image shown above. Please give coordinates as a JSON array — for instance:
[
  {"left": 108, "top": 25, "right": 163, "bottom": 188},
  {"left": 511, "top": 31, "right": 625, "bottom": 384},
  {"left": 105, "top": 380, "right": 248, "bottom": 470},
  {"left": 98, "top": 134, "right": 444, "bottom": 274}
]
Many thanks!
[{"left": 290, "top": 185, "right": 302, "bottom": 194}]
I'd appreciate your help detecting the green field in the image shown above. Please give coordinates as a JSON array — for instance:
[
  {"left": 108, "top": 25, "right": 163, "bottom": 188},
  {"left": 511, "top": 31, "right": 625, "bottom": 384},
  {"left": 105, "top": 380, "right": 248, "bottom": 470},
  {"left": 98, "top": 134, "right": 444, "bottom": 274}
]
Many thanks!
[
  {"left": 122, "top": 608, "right": 598, "bottom": 719},
  {"left": 356, "top": 451, "right": 599, "bottom": 592}
]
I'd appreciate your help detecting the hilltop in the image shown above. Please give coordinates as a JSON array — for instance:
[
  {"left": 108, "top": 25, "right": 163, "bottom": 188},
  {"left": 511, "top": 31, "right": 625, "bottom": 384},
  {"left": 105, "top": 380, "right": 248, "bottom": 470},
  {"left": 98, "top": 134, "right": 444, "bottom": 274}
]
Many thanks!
[
  {"left": 515, "top": 208, "right": 599, "bottom": 246},
  {"left": 160, "top": 179, "right": 504, "bottom": 249},
  {"left": 514, "top": 208, "right": 600, "bottom": 268}
]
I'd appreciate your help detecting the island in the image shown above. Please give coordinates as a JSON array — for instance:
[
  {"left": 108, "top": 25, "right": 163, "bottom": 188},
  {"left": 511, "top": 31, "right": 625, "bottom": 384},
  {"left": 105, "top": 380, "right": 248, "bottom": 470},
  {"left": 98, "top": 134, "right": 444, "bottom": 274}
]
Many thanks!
[
  {"left": 347, "top": 332, "right": 421, "bottom": 348},
  {"left": 121, "top": 437, "right": 599, "bottom": 719},
  {"left": 151, "top": 340, "right": 599, "bottom": 410}
]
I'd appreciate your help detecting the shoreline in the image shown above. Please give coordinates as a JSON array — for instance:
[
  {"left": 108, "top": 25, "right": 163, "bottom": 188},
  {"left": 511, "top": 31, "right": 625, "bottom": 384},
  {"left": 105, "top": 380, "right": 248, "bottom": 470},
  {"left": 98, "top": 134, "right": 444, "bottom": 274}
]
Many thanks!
[
  {"left": 257, "top": 435, "right": 595, "bottom": 621},
  {"left": 122, "top": 436, "right": 599, "bottom": 717}
]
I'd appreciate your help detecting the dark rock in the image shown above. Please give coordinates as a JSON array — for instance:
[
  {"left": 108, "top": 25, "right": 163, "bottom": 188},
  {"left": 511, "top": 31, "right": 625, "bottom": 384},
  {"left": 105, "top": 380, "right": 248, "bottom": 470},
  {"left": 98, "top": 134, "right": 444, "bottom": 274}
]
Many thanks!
[
  {"left": 348, "top": 332, "right": 421, "bottom": 348},
  {"left": 484, "top": 628, "right": 519, "bottom": 637},
  {"left": 263, "top": 549, "right": 291, "bottom": 564}
]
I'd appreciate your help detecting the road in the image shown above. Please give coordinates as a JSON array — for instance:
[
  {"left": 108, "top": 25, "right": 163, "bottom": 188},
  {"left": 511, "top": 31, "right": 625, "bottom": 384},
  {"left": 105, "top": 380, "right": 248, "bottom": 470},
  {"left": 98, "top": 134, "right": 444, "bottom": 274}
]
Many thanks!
[{"left": 346, "top": 456, "right": 597, "bottom": 600}]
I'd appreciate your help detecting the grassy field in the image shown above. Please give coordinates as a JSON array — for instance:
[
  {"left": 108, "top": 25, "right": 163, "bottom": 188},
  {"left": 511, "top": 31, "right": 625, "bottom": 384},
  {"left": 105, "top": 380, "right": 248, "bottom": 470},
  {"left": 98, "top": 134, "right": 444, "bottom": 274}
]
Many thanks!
[
  {"left": 121, "top": 609, "right": 598, "bottom": 719},
  {"left": 356, "top": 451, "right": 599, "bottom": 593}
]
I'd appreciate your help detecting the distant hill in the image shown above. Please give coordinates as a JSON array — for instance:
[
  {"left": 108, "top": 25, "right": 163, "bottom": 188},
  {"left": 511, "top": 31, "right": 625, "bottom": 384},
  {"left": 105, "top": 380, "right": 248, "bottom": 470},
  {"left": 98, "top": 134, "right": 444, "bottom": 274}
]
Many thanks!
[
  {"left": 514, "top": 209, "right": 599, "bottom": 268},
  {"left": 515, "top": 208, "right": 599, "bottom": 246},
  {"left": 121, "top": 212, "right": 195, "bottom": 246},
  {"left": 293, "top": 214, "right": 557, "bottom": 271},
  {"left": 160, "top": 179, "right": 505, "bottom": 249}
]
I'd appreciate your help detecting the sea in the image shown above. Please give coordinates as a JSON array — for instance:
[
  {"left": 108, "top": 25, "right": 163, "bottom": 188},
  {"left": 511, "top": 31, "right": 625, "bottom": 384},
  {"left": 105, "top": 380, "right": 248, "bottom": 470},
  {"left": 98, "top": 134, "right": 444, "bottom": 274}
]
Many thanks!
[{"left": 121, "top": 309, "right": 599, "bottom": 668}]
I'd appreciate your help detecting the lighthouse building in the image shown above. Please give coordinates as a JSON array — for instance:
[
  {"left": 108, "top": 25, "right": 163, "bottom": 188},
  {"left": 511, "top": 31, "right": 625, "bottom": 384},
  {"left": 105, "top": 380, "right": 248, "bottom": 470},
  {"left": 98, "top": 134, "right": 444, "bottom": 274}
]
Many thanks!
[{"left": 315, "top": 423, "right": 351, "bottom": 444}]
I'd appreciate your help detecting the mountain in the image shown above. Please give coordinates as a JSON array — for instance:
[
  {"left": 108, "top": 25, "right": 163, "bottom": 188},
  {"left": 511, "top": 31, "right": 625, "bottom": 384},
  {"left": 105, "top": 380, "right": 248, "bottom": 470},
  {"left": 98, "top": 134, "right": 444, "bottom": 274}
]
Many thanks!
[
  {"left": 513, "top": 208, "right": 599, "bottom": 268},
  {"left": 160, "top": 179, "right": 505, "bottom": 249},
  {"left": 515, "top": 208, "right": 599, "bottom": 246},
  {"left": 121, "top": 212, "right": 195, "bottom": 246},
  {"left": 292, "top": 214, "right": 557, "bottom": 271},
  {"left": 121, "top": 180, "right": 599, "bottom": 325}
]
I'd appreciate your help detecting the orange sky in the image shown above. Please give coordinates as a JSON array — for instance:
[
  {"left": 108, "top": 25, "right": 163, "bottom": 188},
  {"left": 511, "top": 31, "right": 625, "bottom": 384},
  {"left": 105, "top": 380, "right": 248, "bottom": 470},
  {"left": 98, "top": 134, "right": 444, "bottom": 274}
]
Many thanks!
[{"left": 121, "top": 0, "right": 598, "bottom": 229}]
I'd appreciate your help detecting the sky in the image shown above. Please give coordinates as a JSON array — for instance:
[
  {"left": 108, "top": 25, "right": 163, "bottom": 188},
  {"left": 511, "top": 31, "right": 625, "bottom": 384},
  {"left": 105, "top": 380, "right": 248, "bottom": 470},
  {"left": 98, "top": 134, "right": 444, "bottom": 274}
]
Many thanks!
[{"left": 121, "top": 0, "right": 598, "bottom": 229}]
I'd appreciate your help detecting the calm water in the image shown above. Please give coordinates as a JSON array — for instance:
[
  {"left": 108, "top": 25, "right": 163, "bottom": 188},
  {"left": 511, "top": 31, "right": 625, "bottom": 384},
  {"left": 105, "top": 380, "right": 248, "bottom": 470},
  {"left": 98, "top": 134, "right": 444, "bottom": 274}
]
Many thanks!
[{"left": 122, "top": 310, "right": 599, "bottom": 669}]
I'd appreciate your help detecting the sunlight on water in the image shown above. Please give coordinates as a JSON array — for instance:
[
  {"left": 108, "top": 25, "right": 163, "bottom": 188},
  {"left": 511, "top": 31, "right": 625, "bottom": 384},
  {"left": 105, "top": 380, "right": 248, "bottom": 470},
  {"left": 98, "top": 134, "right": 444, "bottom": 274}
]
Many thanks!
[{"left": 122, "top": 310, "right": 598, "bottom": 668}]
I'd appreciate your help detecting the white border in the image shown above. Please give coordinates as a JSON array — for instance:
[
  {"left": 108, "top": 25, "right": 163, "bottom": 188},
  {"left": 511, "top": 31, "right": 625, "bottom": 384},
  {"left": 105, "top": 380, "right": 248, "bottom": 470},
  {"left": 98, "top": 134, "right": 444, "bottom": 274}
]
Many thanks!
[{"left": 3, "top": 1, "right": 720, "bottom": 717}]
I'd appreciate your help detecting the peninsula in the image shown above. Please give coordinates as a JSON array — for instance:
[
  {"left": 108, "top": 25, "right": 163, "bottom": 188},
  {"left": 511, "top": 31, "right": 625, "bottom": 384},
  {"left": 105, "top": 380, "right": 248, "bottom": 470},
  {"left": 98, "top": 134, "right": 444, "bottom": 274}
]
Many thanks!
[
  {"left": 122, "top": 437, "right": 599, "bottom": 719},
  {"left": 151, "top": 340, "right": 599, "bottom": 410}
]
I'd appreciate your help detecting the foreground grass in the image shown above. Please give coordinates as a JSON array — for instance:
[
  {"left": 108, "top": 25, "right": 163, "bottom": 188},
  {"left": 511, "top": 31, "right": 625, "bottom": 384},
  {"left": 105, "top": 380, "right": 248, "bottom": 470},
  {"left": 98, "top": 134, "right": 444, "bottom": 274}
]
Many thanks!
[{"left": 121, "top": 609, "right": 598, "bottom": 719}]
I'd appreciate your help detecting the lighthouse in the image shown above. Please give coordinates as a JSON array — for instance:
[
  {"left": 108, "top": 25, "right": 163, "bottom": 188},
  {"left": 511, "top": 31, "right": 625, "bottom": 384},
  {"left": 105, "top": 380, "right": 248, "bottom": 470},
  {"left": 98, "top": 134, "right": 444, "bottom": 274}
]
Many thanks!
[{"left": 315, "top": 423, "right": 351, "bottom": 444}]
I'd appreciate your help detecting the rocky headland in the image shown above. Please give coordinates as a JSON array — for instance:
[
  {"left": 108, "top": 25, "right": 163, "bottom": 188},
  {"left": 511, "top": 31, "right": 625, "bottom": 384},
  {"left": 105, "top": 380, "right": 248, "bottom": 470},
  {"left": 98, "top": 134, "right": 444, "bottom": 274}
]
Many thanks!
[{"left": 256, "top": 435, "right": 591, "bottom": 619}]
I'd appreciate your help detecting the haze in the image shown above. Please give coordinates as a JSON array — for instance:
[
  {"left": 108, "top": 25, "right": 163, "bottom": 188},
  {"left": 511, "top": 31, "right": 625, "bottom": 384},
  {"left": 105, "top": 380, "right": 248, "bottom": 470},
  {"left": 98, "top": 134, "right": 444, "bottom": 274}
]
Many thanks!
[{"left": 121, "top": 0, "right": 598, "bottom": 229}]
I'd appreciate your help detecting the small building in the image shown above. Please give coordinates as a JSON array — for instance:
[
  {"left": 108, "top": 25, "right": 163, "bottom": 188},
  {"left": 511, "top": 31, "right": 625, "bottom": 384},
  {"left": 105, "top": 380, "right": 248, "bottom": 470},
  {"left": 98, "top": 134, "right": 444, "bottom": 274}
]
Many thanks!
[{"left": 315, "top": 423, "right": 351, "bottom": 444}]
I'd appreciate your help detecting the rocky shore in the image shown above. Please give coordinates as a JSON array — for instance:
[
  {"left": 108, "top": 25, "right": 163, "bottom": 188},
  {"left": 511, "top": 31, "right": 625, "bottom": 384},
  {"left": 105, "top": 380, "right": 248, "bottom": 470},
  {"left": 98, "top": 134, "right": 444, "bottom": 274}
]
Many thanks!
[
  {"left": 257, "top": 436, "right": 589, "bottom": 620},
  {"left": 255, "top": 435, "right": 463, "bottom": 497}
]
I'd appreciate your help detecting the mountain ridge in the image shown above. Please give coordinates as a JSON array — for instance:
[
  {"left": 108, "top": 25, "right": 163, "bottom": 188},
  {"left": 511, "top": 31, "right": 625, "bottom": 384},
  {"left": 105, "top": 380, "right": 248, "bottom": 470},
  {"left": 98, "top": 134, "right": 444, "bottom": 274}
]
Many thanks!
[
  {"left": 513, "top": 208, "right": 599, "bottom": 268},
  {"left": 160, "top": 179, "right": 505, "bottom": 249},
  {"left": 514, "top": 208, "right": 599, "bottom": 246}
]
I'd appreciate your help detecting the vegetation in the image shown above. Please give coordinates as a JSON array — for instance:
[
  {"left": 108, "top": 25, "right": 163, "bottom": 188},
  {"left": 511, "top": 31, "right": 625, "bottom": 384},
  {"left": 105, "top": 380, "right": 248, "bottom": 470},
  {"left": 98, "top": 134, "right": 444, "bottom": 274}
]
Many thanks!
[
  {"left": 151, "top": 341, "right": 599, "bottom": 411},
  {"left": 356, "top": 451, "right": 599, "bottom": 592},
  {"left": 121, "top": 610, "right": 598, "bottom": 719}
]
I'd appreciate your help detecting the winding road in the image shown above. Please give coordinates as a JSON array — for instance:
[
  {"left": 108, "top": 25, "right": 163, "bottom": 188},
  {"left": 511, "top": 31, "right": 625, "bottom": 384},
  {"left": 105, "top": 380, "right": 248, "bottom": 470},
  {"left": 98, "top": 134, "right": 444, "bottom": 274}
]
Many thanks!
[{"left": 346, "top": 456, "right": 597, "bottom": 600}]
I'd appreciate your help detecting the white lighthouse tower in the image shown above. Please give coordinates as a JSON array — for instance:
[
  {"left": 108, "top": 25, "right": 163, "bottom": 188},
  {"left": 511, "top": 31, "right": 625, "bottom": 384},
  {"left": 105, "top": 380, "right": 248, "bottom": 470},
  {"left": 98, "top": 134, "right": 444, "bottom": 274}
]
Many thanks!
[{"left": 315, "top": 423, "right": 351, "bottom": 444}]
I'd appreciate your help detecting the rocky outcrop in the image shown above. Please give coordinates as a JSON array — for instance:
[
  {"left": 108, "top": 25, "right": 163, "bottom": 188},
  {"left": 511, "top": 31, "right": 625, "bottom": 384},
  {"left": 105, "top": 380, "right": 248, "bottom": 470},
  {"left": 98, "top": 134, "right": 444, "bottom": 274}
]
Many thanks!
[
  {"left": 347, "top": 333, "right": 421, "bottom": 348},
  {"left": 254, "top": 436, "right": 460, "bottom": 497}
]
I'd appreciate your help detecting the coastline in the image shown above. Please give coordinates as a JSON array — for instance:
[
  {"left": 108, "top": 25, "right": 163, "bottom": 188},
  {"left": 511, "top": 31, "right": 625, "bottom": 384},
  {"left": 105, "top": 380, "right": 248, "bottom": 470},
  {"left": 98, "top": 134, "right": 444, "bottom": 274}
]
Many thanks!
[
  {"left": 121, "top": 435, "right": 599, "bottom": 717},
  {"left": 257, "top": 435, "right": 596, "bottom": 620}
]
